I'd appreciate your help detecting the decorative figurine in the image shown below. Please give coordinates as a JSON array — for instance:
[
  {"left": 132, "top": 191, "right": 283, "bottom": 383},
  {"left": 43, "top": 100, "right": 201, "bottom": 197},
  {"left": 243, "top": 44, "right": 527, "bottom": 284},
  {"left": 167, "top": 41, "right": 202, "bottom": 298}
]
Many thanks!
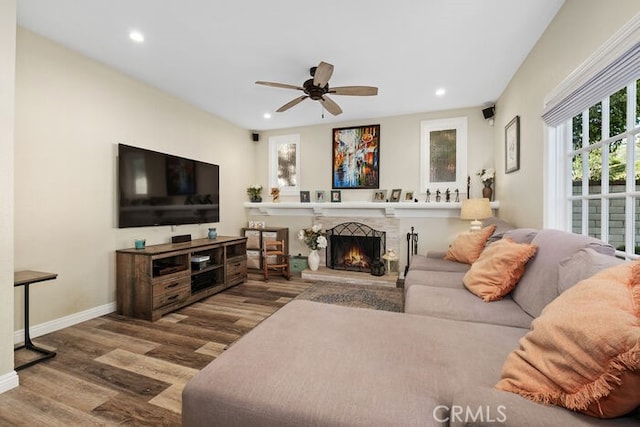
[
  {"left": 445, "top": 188, "right": 451, "bottom": 203},
  {"left": 426, "top": 189, "right": 431, "bottom": 203},
  {"left": 435, "top": 189, "right": 441, "bottom": 203},
  {"left": 455, "top": 189, "right": 460, "bottom": 203}
]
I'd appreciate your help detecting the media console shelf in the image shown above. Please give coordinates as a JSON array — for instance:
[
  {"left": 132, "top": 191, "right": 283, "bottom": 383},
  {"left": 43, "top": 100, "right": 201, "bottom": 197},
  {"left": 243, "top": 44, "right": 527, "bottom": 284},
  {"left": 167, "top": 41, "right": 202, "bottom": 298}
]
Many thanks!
[{"left": 116, "top": 236, "right": 247, "bottom": 321}]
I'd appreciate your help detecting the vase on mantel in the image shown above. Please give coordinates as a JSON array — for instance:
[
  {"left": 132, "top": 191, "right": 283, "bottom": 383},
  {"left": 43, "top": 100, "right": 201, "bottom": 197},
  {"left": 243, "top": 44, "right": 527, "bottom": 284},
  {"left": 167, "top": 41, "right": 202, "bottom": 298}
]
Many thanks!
[
  {"left": 308, "top": 250, "right": 320, "bottom": 271},
  {"left": 482, "top": 183, "right": 493, "bottom": 201},
  {"left": 250, "top": 195, "right": 262, "bottom": 203}
]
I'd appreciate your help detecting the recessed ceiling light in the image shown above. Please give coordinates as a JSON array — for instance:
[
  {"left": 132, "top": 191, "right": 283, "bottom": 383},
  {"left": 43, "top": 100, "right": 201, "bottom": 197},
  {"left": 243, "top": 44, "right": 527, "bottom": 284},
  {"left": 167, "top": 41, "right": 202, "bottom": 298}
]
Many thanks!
[
  {"left": 263, "top": 113, "right": 272, "bottom": 119},
  {"left": 129, "top": 31, "right": 145, "bottom": 43},
  {"left": 435, "top": 88, "right": 446, "bottom": 97}
]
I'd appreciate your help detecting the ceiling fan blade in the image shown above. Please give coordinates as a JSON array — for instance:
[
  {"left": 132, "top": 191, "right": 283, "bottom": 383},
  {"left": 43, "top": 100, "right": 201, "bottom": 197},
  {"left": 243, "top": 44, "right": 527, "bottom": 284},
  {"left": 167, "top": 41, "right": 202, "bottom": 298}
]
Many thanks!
[
  {"left": 330, "top": 86, "right": 378, "bottom": 96},
  {"left": 320, "top": 95, "right": 343, "bottom": 116},
  {"left": 276, "top": 95, "right": 309, "bottom": 112},
  {"left": 313, "top": 61, "right": 334, "bottom": 87},
  {"left": 255, "top": 81, "right": 304, "bottom": 91}
]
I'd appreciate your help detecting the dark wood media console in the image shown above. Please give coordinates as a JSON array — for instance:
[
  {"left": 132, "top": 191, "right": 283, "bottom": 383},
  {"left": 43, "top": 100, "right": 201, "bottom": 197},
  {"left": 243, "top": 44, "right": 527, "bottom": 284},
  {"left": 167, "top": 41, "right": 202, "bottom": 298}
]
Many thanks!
[{"left": 116, "top": 236, "right": 247, "bottom": 321}]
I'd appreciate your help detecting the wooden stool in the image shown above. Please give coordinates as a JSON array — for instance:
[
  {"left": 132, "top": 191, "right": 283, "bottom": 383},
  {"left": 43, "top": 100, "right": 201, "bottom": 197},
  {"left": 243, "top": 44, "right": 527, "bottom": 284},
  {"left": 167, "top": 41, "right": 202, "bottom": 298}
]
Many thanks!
[{"left": 262, "top": 240, "right": 290, "bottom": 280}]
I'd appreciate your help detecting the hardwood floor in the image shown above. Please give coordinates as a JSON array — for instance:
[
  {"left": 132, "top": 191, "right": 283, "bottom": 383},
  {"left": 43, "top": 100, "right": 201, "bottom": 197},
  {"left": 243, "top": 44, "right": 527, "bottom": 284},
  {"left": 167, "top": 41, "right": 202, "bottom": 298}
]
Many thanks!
[{"left": 2, "top": 274, "right": 311, "bottom": 426}]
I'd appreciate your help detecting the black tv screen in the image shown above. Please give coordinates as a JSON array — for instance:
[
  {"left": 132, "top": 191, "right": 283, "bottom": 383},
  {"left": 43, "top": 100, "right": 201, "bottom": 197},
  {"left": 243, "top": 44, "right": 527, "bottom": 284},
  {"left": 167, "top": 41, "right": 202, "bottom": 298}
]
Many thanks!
[{"left": 118, "top": 144, "right": 220, "bottom": 228}]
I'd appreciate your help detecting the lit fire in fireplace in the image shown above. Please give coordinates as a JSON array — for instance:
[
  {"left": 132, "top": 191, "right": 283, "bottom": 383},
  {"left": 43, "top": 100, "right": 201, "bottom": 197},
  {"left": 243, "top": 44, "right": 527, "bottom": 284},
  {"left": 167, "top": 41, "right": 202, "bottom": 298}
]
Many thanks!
[{"left": 341, "top": 246, "right": 371, "bottom": 269}]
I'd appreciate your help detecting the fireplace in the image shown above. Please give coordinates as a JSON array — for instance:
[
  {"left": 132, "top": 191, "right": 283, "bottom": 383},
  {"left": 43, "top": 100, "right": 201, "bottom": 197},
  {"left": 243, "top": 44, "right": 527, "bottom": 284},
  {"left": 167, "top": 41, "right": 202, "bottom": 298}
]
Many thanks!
[{"left": 326, "top": 222, "right": 386, "bottom": 273}]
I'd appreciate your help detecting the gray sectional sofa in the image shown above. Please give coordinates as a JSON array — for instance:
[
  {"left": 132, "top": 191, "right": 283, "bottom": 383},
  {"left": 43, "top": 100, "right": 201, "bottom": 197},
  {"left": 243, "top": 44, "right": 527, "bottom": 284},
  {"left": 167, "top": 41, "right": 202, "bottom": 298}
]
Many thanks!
[{"left": 182, "top": 225, "right": 639, "bottom": 426}]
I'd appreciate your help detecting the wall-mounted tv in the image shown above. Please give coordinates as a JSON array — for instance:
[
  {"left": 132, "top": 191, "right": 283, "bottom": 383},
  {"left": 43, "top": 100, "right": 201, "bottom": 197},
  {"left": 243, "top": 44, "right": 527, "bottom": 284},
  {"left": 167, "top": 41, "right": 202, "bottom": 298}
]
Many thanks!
[{"left": 118, "top": 144, "right": 220, "bottom": 228}]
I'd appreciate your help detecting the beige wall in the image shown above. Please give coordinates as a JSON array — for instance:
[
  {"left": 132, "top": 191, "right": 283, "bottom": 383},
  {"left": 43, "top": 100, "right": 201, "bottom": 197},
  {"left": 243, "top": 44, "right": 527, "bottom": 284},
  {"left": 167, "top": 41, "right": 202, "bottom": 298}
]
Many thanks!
[
  {"left": 0, "top": 0, "right": 17, "bottom": 387},
  {"left": 494, "top": 0, "right": 640, "bottom": 228},
  {"left": 13, "top": 29, "right": 254, "bottom": 330},
  {"left": 253, "top": 108, "right": 495, "bottom": 265}
]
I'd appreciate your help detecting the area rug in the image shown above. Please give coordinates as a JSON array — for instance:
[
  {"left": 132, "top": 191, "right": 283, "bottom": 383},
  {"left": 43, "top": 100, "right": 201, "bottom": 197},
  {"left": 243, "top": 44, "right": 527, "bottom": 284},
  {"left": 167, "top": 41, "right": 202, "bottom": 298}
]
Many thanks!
[{"left": 294, "top": 282, "right": 404, "bottom": 312}]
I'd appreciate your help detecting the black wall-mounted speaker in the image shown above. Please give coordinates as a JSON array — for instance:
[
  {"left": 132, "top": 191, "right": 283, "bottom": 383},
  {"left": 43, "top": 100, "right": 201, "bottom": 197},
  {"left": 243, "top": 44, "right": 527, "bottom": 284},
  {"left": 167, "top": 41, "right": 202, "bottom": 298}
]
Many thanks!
[
  {"left": 482, "top": 106, "right": 495, "bottom": 120},
  {"left": 172, "top": 234, "right": 192, "bottom": 243},
  {"left": 252, "top": 132, "right": 260, "bottom": 142}
]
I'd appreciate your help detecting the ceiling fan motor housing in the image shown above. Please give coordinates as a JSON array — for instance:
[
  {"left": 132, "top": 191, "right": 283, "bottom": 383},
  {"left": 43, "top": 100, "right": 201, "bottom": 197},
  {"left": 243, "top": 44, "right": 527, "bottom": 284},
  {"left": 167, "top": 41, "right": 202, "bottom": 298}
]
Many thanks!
[{"left": 303, "top": 78, "right": 328, "bottom": 100}]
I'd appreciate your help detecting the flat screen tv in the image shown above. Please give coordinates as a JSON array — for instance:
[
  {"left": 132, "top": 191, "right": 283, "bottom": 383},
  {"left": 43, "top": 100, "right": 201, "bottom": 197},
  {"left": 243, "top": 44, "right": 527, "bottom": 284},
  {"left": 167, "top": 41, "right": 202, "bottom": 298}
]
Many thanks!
[{"left": 118, "top": 144, "right": 220, "bottom": 228}]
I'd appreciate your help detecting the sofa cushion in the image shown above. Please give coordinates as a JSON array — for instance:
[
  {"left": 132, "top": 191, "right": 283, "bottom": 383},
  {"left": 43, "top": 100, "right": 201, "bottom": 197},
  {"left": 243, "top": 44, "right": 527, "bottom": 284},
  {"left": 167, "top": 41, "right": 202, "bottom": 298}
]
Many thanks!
[
  {"left": 444, "top": 225, "right": 496, "bottom": 264},
  {"left": 406, "top": 254, "right": 471, "bottom": 273},
  {"left": 496, "top": 262, "right": 640, "bottom": 418},
  {"left": 463, "top": 237, "right": 537, "bottom": 302},
  {"left": 558, "top": 247, "right": 625, "bottom": 294},
  {"left": 511, "top": 229, "right": 615, "bottom": 317},
  {"left": 404, "top": 270, "right": 466, "bottom": 292},
  {"left": 503, "top": 228, "right": 539, "bottom": 244},
  {"left": 404, "top": 285, "right": 534, "bottom": 328},
  {"left": 483, "top": 217, "right": 516, "bottom": 245},
  {"left": 183, "top": 300, "right": 527, "bottom": 427}
]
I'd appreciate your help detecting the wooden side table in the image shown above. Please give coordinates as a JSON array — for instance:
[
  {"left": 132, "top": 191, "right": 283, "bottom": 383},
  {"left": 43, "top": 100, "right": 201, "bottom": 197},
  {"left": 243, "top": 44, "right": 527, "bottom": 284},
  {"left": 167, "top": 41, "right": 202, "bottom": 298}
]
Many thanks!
[{"left": 14, "top": 270, "right": 58, "bottom": 370}]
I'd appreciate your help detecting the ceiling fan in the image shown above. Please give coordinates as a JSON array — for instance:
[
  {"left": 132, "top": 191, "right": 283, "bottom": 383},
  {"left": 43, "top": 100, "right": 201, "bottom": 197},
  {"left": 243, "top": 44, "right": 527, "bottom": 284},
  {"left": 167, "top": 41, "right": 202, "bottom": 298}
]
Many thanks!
[{"left": 255, "top": 61, "right": 378, "bottom": 116}]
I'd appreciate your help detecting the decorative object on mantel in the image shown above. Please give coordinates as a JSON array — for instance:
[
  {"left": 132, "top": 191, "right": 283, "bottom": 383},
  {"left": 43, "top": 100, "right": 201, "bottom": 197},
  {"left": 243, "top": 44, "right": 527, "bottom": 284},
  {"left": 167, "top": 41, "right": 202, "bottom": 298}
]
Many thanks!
[
  {"left": 270, "top": 187, "right": 280, "bottom": 202},
  {"left": 315, "top": 190, "right": 326, "bottom": 202},
  {"left": 208, "top": 228, "right": 218, "bottom": 239},
  {"left": 300, "top": 191, "right": 311, "bottom": 203},
  {"left": 403, "top": 190, "right": 414, "bottom": 202},
  {"left": 460, "top": 198, "right": 493, "bottom": 232},
  {"left": 426, "top": 189, "right": 431, "bottom": 202},
  {"left": 247, "top": 184, "right": 263, "bottom": 202},
  {"left": 455, "top": 189, "right": 460, "bottom": 203},
  {"left": 331, "top": 190, "right": 341, "bottom": 203},
  {"left": 389, "top": 189, "right": 402, "bottom": 202},
  {"left": 445, "top": 188, "right": 451, "bottom": 202},
  {"left": 298, "top": 224, "right": 328, "bottom": 271},
  {"left": 373, "top": 189, "right": 387, "bottom": 202},
  {"left": 436, "top": 189, "right": 442, "bottom": 202},
  {"left": 477, "top": 168, "right": 495, "bottom": 201}
]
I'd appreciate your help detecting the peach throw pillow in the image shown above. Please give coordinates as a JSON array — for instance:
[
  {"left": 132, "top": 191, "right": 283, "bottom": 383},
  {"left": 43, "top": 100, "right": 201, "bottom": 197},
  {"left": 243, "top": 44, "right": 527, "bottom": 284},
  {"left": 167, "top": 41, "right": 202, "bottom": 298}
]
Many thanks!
[
  {"left": 444, "top": 225, "right": 496, "bottom": 264},
  {"left": 463, "top": 237, "right": 537, "bottom": 301},
  {"left": 496, "top": 261, "right": 640, "bottom": 418}
]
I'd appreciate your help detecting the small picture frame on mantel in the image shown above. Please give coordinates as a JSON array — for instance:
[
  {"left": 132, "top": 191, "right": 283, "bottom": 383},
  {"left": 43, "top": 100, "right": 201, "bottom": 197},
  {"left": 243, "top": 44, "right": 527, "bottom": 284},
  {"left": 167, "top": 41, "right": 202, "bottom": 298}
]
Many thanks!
[{"left": 331, "top": 190, "right": 342, "bottom": 203}]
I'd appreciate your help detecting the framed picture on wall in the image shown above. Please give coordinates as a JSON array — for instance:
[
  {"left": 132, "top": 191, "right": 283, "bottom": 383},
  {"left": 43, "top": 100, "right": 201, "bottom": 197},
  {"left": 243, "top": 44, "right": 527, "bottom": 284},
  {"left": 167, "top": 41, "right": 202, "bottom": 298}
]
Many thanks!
[
  {"left": 332, "top": 124, "right": 380, "bottom": 189},
  {"left": 505, "top": 116, "right": 520, "bottom": 174}
]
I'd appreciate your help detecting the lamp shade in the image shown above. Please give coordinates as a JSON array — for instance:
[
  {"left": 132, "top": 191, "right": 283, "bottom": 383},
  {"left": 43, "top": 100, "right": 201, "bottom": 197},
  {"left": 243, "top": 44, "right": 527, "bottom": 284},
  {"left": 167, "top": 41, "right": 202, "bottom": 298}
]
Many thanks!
[{"left": 460, "top": 198, "right": 493, "bottom": 221}]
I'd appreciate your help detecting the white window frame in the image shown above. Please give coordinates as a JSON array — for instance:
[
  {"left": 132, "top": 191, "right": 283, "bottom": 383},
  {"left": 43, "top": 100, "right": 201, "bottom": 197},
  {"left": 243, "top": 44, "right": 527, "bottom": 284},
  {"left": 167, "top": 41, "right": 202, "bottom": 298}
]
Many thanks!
[
  {"left": 268, "top": 134, "right": 300, "bottom": 196},
  {"left": 419, "top": 116, "right": 468, "bottom": 194}
]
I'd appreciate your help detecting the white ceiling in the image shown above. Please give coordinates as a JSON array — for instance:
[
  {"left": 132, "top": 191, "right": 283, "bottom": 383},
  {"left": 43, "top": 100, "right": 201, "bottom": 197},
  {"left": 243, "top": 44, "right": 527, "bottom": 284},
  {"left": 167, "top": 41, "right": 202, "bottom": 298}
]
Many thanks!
[{"left": 16, "top": 0, "right": 564, "bottom": 131}]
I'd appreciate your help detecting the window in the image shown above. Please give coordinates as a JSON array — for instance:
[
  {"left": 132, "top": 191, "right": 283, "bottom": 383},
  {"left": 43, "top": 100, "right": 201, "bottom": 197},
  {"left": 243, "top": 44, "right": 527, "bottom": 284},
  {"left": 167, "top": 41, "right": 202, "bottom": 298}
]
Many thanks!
[
  {"left": 563, "top": 81, "right": 640, "bottom": 257},
  {"left": 544, "top": 15, "right": 640, "bottom": 259},
  {"left": 269, "top": 134, "right": 300, "bottom": 195},
  {"left": 420, "top": 117, "right": 468, "bottom": 194}
]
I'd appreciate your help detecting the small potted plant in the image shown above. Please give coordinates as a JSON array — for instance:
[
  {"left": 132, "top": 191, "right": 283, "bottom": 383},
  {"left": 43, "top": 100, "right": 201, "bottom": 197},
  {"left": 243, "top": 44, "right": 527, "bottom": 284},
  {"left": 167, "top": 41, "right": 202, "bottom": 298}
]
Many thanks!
[{"left": 247, "top": 184, "right": 263, "bottom": 202}]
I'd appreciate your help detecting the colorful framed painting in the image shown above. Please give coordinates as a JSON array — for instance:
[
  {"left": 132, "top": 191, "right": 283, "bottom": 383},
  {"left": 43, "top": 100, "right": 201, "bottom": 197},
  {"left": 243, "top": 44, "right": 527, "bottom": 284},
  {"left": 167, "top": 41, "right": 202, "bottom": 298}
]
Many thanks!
[{"left": 332, "top": 124, "right": 380, "bottom": 189}]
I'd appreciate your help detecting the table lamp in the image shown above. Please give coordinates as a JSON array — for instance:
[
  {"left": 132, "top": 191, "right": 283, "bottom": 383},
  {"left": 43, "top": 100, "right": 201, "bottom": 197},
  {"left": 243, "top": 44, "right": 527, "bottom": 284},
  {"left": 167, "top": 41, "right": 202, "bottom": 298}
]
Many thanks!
[{"left": 460, "top": 198, "right": 492, "bottom": 231}]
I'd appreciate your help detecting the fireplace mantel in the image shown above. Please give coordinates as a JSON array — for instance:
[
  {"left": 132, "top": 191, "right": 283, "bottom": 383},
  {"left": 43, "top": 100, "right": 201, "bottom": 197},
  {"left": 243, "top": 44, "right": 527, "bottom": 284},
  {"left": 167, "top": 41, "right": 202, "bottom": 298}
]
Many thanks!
[{"left": 244, "top": 201, "right": 499, "bottom": 218}]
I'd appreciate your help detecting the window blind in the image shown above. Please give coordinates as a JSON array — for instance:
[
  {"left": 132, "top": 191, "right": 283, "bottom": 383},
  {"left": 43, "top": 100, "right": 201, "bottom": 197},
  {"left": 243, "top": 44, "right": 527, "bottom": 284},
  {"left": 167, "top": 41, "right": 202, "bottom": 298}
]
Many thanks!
[
  {"left": 542, "top": 41, "right": 640, "bottom": 127},
  {"left": 542, "top": 13, "right": 640, "bottom": 127}
]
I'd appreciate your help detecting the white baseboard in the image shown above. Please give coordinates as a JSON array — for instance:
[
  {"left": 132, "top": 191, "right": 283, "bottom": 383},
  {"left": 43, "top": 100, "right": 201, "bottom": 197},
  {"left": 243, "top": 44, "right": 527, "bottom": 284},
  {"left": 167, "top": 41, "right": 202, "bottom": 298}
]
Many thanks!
[
  {"left": 0, "top": 371, "right": 19, "bottom": 394},
  {"left": 14, "top": 302, "right": 117, "bottom": 344}
]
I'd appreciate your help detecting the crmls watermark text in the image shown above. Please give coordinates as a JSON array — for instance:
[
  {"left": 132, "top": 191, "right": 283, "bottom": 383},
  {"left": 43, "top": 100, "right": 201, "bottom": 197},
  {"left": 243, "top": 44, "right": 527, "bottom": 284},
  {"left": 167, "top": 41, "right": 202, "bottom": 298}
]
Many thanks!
[{"left": 432, "top": 405, "right": 507, "bottom": 423}]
